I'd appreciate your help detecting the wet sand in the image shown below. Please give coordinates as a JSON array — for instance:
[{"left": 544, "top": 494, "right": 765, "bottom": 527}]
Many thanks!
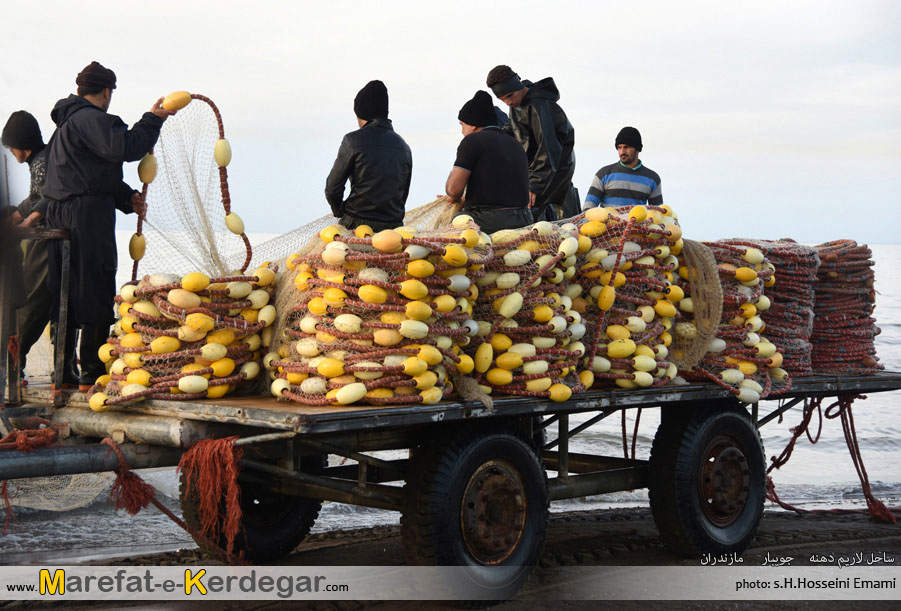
[{"left": 7, "top": 507, "right": 897, "bottom": 610}]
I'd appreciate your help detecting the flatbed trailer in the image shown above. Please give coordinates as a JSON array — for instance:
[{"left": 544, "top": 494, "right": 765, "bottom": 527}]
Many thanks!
[{"left": 2, "top": 372, "right": 899, "bottom": 598}]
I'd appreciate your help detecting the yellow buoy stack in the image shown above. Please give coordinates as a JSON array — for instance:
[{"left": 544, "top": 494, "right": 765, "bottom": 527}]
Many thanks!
[
  {"left": 564, "top": 205, "right": 681, "bottom": 392},
  {"left": 271, "top": 219, "right": 491, "bottom": 406},
  {"left": 465, "top": 219, "right": 586, "bottom": 401},
  {"left": 87, "top": 266, "right": 278, "bottom": 411},
  {"left": 674, "top": 240, "right": 789, "bottom": 403}
]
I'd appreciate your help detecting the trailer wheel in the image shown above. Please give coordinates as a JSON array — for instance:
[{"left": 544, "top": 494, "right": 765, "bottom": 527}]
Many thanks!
[
  {"left": 180, "top": 454, "right": 325, "bottom": 563},
  {"left": 401, "top": 433, "right": 548, "bottom": 601},
  {"left": 648, "top": 405, "right": 765, "bottom": 557}
]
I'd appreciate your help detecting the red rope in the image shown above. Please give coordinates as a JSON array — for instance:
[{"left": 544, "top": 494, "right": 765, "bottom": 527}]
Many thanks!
[
  {"left": 766, "top": 395, "right": 898, "bottom": 524},
  {"left": 178, "top": 437, "right": 245, "bottom": 559},
  {"left": 100, "top": 438, "right": 248, "bottom": 564},
  {"left": 7, "top": 335, "right": 20, "bottom": 372}
]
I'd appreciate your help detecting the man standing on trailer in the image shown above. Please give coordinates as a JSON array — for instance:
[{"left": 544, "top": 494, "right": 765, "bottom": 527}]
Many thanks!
[
  {"left": 325, "top": 80, "right": 413, "bottom": 232},
  {"left": 43, "top": 61, "right": 175, "bottom": 391},
  {"left": 486, "top": 64, "right": 579, "bottom": 222},
  {"left": 445, "top": 90, "right": 532, "bottom": 234},
  {"left": 583, "top": 126, "right": 663, "bottom": 209}
]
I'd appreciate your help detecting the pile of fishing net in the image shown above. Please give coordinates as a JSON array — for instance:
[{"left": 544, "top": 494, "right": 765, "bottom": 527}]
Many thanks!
[
  {"left": 466, "top": 219, "right": 589, "bottom": 401},
  {"left": 569, "top": 205, "right": 684, "bottom": 392},
  {"left": 86, "top": 268, "right": 275, "bottom": 410},
  {"left": 718, "top": 239, "right": 820, "bottom": 378},
  {"left": 674, "top": 239, "right": 791, "bottom": 402},
  {"left": 268, "top": 218, "right": 488, "bottom": 406},
  {"left": 810, "top": 240, "right": 883, "bottom": 375}
]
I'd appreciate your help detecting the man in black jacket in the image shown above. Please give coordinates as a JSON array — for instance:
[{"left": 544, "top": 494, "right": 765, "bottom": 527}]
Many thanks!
[
  {"left": 487, "top": 65, "right": 579, "bottom": 222},
  {"left": 325, "top": 80, "right": 412, "bottom": 231},
  {"left": 43, "top": 61, "right": 174, "bottom": 391},
  {"left": 2, "top": 111, "right": 79, "bottom": 386}
]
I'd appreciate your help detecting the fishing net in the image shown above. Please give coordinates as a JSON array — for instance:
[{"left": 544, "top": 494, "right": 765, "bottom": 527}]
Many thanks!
[
  {"left": 126, "top": 94, "right": 251, "bottom": 279},
  {"left": 270, "top": 215, "right": 488, "bottom": 406},
  {"left": 677, "top": 240, "right": 792, "bottom": 401},
  {"left": 811, "top": 240, "right": 882, "bottom": 374},
  {"left": 3, "top": 473, "right": 115, "bottom": 511},
  {"left": 720, "top": 239, "right": 820, "bottom": 378},
  {"left": 86, "top": 269, "right": 273, "bottom": 408}
]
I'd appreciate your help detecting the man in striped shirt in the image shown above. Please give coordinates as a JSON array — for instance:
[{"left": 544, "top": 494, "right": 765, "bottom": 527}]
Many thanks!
[{"left": 583, "top": 126, "right": 662, "bottom": 209}]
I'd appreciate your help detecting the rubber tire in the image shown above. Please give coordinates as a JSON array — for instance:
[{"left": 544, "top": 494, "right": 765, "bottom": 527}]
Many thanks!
[
  {"left": 180, "top": 454, "right": 325, "bottom": 563},
  {"left": 648, "top": 404, "right": 765, "bottom": 557},
  {"left": 401, "top": 433, "right": 548, "bottom": 603}
]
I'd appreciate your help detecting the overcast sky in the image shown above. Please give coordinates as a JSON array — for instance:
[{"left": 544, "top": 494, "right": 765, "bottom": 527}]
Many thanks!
[{"left": 2, "top": 0, "right": 899, "bottom": 243}]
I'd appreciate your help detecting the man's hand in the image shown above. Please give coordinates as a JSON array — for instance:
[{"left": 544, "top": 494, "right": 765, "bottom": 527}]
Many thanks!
[
  {"left": 150, "top": 97, "right": 176, "bottom": 120},
  {"left": 20, "top": 211, "right": 42, "bottom": 228},
  {"left": 131, "top": 193, "right": 147, "bottom": 216},
  {"left": 528, "top": 192, "right": 536, "bottom": 208}
]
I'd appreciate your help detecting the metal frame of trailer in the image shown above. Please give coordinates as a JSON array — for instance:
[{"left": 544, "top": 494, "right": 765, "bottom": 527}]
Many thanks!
[{"left": 2, "top": 372, "right": 899, "bottom": 592}]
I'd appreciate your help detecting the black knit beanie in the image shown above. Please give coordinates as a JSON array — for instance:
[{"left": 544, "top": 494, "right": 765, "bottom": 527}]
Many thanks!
[
  {"left": 76, "top": 61, "right": 117, "bottom": 90},
  {"left": 458, "top": 91, "right": 497, "bottom": 128},
  {"left": 354, "top": 80, "right": 389, "bottom": 121},
  {"left": 2, "top": 111, "right": 43, "bottom": 151},
  {"left": 616, "top": 126, "right": 642, "bottom": 152}
]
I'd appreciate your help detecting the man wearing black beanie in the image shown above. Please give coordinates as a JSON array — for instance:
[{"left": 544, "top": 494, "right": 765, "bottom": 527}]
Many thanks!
[
  {"left": 487, "top": 64, "right": 580, "bottom": 222},
  {"left": 446, "top": 91, "right": 531, "bottom": 234},
  {"left": 325, "top": 80, "right": 412, "bottom": 231},
  {"left": 583, "top": 126, "right": 663, "bottom": 210},
  {"left": 42, "top": 61, "right": 176, "bottom": 391},
  {"left": 2, "top": 111, "right": 79, "bottom": 386}
]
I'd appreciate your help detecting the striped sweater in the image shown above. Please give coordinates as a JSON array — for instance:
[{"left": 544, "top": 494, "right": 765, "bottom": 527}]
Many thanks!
[{"left": 583, "top": 161, "right": 662, "bottom": 209}]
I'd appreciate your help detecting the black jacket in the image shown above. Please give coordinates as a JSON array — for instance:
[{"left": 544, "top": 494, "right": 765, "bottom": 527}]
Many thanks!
[
  {"left": 42, "top": 94, "right": 162, "bottom": 327},
  {"left": 506, "top": 78, "right": 575, "bottom": 204},
  {"left": 42, "top": 94, "right": 163, "bottom": 211},
  {"left": 325, "top": 118, "right": 412, "bottom": 226}
]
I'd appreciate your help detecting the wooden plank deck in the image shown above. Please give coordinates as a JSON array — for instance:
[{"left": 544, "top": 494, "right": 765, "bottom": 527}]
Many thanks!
[{"left": 18, "top": 372, "right": 901, "bottom": 435}]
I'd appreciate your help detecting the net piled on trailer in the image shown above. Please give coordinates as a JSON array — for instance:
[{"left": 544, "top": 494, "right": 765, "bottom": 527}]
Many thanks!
[
  {"left": 676, "top": 240, "right": 791, "bottom": 402},
  {"left": 463, "top": 204, "right": 686, "bottom": 400},
  {"left": 719, "top": 239, "right": 820, "bottom": 378},
  {"left": 465, "top": 220, "right": 588, "bottom": 401},
  {"left": 269, "top": 216, "right": 487, "bottom": 406},
  {"left": 86, "top": 268, "right": 275, "bottom": 410},
  {"left": 810, "top": 240, "right": 882, "bottom": 375},
  {"left": 564, "top": 205, "right": 684, "bottom": 392}
]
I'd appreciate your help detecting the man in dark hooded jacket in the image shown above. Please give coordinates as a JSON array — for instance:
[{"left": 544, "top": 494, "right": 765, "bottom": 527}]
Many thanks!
[
  {"left": 487, "top": 65, "right": 579, "bottom": 222},
  {"left": 325, "top": 80, "right": 412, "bottom": 232},
  {"left": 2, "top": 110, "right": 79, "bottom": 386},
  {"left": 43, "top": 61, "right": 174, "bottom": 390}
]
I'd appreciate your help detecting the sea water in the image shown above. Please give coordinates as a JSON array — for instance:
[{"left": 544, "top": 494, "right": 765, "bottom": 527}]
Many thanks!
[{"left": 2, "top": 238, "right": 897, "bottom": 561}]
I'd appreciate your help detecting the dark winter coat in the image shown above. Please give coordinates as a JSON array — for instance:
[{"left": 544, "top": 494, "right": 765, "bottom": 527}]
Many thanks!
[
  {"left": 43, "top": 94, "right": 163, "bottom": 326},
  {"left": 15, "top": 145, "right": 48, "bottom": 219},
  {"left": 324, "top": 118, "right": 412, "bottom": 229},
  {"left": 506, "top": 78, "right": 577, "bottom": 218}
]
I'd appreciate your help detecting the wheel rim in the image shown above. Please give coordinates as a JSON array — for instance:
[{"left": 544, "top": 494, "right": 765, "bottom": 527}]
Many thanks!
[
  {"left": 460, "top": 459, "right": 527, "bottom": 564},
  {"left": 697, "top": 435, "right": 750, "bottom": 527}
]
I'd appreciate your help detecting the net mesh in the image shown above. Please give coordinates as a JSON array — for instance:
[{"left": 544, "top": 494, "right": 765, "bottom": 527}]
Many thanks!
[
  {"left": 811, "top": 240, "right": 882, "bottom": 374},
  {"left": 3, "top": 474, "right": 115, "bottom": 511},
  {"left": 132, "top": 95, "right": 250, "bottom": 278}
]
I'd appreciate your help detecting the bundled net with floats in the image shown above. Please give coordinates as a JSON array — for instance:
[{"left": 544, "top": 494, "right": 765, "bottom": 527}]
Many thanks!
[{"left": 82, "top": 91, "right": 883, "bottom": 412}]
